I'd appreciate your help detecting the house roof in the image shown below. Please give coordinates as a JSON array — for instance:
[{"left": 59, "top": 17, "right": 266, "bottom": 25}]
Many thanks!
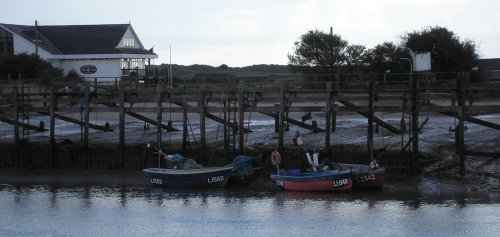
[{"left": 0, "top": 23, "right": 157, "bottom": 56}]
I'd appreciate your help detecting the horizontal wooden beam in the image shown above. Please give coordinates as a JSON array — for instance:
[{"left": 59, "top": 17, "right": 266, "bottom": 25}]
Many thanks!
[
  {"left": 0, "top": 116, "right": 46, "bottom": 132},
  {"left": 100, "top": 102, "right": 177, "bottom": 132},
  {"left": 260, "top": 111, "right": 325, "bottom": 133},
  {"left": 338, "top": 100, "right": 402, "bottom": 134},
  {"left": 37, "top": 112, "right": 113, "bottom": 132}
]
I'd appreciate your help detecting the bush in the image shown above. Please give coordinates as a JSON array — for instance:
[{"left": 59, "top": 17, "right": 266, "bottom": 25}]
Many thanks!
[{"left": 0, "top": 53, "right": 63, "bottom": 84}]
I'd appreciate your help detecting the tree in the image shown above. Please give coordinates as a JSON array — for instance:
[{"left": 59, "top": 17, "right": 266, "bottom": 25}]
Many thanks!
[
  {"left": 402, "top": 26, "right": 478, "bottom": 72},
  {"left": 288, "top": 29, "right": 349, "bottom": 73},
  {"left": 217, "top": 64, "right": 229, "bottom": 70},
  {"left": 368, "top": 42, "right": 411, "bottom": 73},
  {"left": 345, "top": 44, "right": 370, "bottom": 72}
]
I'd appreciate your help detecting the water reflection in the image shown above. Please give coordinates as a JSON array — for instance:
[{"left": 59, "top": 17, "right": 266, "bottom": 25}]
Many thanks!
[{"left": 0, "top": 184, "right": 499, "bottom": 237}]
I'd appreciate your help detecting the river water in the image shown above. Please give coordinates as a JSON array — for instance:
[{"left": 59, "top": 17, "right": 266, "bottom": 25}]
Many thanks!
[{"left": 0, "top": 184, "right": 499, "bottom": 237}]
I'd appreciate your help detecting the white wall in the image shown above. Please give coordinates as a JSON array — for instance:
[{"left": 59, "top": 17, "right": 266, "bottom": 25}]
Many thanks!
[
  {"left": 119, "top": 27, "right": 141, "bottom": 49},
  {"left": 13, "top": 34, "right": 54, "bottom": 59},
  {"left": 60, "top": 59, "right": 121, "bottom": 81}
]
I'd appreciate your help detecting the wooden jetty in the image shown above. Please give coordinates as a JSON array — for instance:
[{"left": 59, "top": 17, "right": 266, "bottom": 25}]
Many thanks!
[{"left": 1, "top": 72, "right": 500, "bottom": 175}]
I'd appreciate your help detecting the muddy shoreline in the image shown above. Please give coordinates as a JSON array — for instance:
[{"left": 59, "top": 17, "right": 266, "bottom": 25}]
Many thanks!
[{"left": 1, "top": 112, "right": 499, "bottom": 196}]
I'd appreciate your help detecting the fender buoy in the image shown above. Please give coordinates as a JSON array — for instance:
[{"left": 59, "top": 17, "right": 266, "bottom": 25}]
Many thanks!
[{"left": 270, "top": 150, "right": 282, "bottom": 166}]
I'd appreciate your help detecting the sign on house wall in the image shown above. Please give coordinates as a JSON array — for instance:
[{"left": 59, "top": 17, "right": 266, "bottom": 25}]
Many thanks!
[{"left": 80, "top": 65, "right": 97, "bottom": 74}]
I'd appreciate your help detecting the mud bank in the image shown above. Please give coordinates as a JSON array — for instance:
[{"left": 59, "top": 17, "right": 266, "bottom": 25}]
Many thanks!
[{"left": 0, "top": 141, "right": 412, "bottom": 171}]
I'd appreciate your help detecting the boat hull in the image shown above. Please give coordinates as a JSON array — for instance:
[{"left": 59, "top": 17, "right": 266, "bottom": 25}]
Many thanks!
[
  {"left": 227, "top": 167, "right": 262, "bottom": 186},
  {"left": 270, "top": 171, "right": 352, "bottom": 192},
  {"left": 143, "top": 167, "right": 233, "bottom": 188},
  {"left": 335, "top": 163, "right": 385, "bottom": 188}
]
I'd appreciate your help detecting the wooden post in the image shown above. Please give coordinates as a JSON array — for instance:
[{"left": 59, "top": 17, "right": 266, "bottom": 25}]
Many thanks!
[
  {"left": 457, "top": 73, "right": 466, "bottom": 176},
  {"left": 13, "top": 85, "right": 19, "bottom": 167},
  {"left": 156, "top": 83, "right": 162, "bottom": 153},
  {"left": 119, "top": 87, "right": 125, "bottom": 169},
  {"left": 50, "top": 86, "right": 56, "bottom": 168},
  {"left": 238, "top": 79, "right": 245, "bottom": 153},
  {"left": 368, "top": 80, "right": 375, "bottom": 152},
  {"left": 232, "top": 82, "right": 237, "bottom": 149},
  {"left": 335, "top": 74, "right": 340, "bottom": 90},
  {"left": 325, "top": 82, "right": 332, "bottom": 150},
  {"left": 199, "top": 84, "right": 206, "bottom": 163},
  {"left": 20, "top": 79, "right": 24, "bottom": 140},
  {"left": 84, "top": 85, "right": 90, "bottom": 169},
  {"left": 223, "top": 99, "right": 229, "bottom": 149},
  {"left": 13, "top": 85, "right": 19, "bottom": 144},
  {"left": 411, "top": 74, "right": 419, "bottom": 157},
  {"left": 182, "top": 96, "right": 188, "bottom": 153},
  {"left": 278, "top": 81, "right": 286, "bottom": 149}
]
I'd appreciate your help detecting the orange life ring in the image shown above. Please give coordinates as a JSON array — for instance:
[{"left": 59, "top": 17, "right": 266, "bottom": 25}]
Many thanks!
[{"left": 270, "top": 150, "right": 282, "bottom": 166}]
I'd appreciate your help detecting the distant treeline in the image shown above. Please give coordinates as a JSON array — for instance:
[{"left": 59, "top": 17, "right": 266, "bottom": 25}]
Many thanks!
[{"left": 158, "top": 63, "right": 291, "bottom": 84}]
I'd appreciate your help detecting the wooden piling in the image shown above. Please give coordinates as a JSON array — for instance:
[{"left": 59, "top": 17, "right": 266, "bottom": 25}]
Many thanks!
[
  {"left": 457, "top": 73, "right": 466, "bottom": 176},
  {"left": 368, "top": 80, "right": 375, "bottom": 151},
  {"left": 156, "top": 83, "right": 162, "bottom": 151},
  {"left": 278, "top": 81, "right": 286, "bottom": 149},
  {"left": 50, "top": 86, "right": 56, "bottom": 168},
  {"left": 84, "top": 85, "right": 90, "bottom": 168},
  {"left": 13, "top": 85, "right": 19, "bottom": 144},
  {"left": 335, "top": 74, "right": 340, "bottom": 90},
  {"left": 238, "top": 79, "right": 245, "bottom": 153},
  {"left": 182, "top": 96, "right": 188, "bottom": 153},
  {"left": 13, "top": 85, "right": 19, "bottom": 167},
  {"left": 119, "top": 87, "right": 125, "bottom": 168},
  {"left": 325, "top": 82, "right": 332, "bottom": 150},
  {"left": 223, "top": 99, "right": 229, "bottom": 149},
  {"left": 411, "top": 74, "right": 419, "bottom": 157},
  {"left": 199, "top": 84, "right": 206, "bottom": 163}
]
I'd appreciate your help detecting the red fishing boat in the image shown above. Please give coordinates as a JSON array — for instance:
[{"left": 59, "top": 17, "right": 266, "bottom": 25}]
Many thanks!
[{"left": 270, "top": 169, "right": 352, "bottom": 192}]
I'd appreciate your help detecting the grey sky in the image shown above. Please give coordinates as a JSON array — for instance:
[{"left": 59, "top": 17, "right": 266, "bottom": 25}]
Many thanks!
[{"left": 2, "top": 0, "right": 500, "bottom": 66}]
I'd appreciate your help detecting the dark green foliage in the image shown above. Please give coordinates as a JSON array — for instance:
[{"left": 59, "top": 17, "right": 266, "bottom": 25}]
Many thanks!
[
  {"left": 368, "top": 42, "right": 412, "bottom": 73},
  {"left": 403, "top": 26, "right": 478, "bottom": 72},
  {"left": 287, "top": 29, "right": 370, "bottom": 74},
  {"left": 63, "top": 69, "right": 85, "bottom": 84},
  {"left": 217, "top": 64, "right": 229, "bottom": 70},
  {"left": 0, "top": 53, "right": 63, "bottom": 82},
  {"left": 0, "top": 53, "right": 86, "bottom": 86},
  {"left": 159, "top": 63, "right": 290, "bottom": 81},
  {"left": 190, "top": 73, "right": 236, "bottom": 83}
]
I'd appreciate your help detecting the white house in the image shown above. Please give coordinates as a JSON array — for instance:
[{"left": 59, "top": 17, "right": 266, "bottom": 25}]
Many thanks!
[{"left": 0, "top": 23, "right": 157, "bottom": 81}]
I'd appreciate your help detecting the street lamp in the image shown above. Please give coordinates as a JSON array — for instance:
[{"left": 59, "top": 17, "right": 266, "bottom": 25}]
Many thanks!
[
  {"left": 383, "top": 69, "right": 390, "bottom": 86},
  {"left": 400, "top": 58, "right": 413, "bottom": 75}
]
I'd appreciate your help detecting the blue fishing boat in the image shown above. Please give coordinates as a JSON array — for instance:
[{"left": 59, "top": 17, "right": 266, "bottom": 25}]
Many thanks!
[
  {"left": 143, "top": 167, "right": 233, "bottom": 188},
  {"left": 143, "top": 145, "right": 233, "bottom": 188}
]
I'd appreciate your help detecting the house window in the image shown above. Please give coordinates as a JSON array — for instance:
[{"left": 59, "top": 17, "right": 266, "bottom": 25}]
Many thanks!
[
  {"left": 124, "top": 38, "right": 135, "bottom": 47},
  {"left": 121, "top": 58, "right": 145, "bottom": 75}
]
